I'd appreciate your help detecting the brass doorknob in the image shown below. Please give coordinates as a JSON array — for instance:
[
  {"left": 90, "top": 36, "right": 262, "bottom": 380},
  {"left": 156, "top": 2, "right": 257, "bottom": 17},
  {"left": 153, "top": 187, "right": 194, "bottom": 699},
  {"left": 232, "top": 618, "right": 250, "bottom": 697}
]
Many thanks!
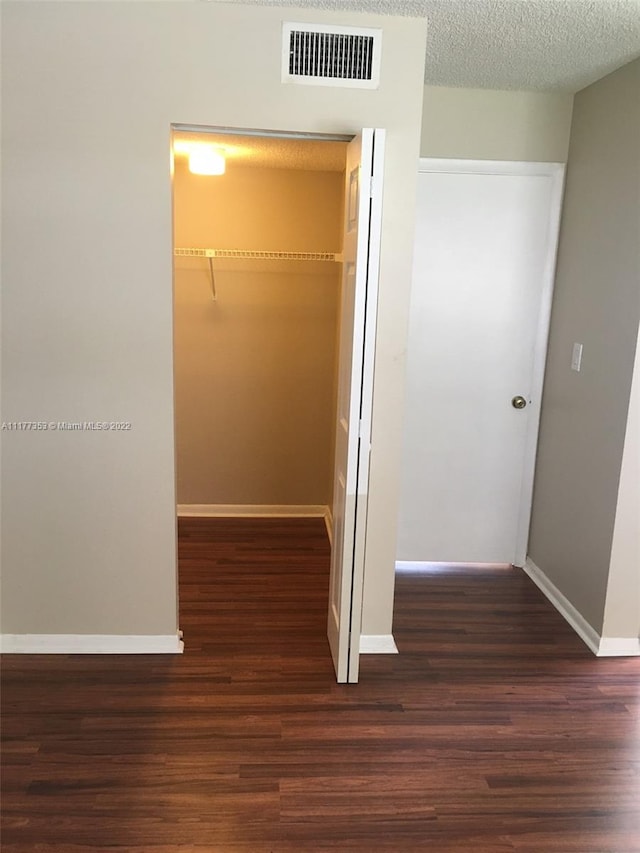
[{"left": 512, "top": 396, "right": 527, "bottom": 409}]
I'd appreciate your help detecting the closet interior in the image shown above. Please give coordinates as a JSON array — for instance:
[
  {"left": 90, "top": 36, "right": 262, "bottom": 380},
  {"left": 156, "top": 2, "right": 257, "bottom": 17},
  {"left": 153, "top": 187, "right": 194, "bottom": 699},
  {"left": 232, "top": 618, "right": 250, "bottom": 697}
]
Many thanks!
[{"left": 172, "top": 129, "right": 348, "bottom": 520}]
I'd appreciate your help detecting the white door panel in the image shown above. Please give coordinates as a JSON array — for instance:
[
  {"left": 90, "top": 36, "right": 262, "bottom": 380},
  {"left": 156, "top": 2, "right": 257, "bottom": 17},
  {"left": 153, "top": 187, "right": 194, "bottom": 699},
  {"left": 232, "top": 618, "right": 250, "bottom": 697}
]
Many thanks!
[
  {"left": 327, "top": 129, "right": 385, "bottom": 683},
  {"left": 398, "top": 162, "right": 563, "bottom": 567}
]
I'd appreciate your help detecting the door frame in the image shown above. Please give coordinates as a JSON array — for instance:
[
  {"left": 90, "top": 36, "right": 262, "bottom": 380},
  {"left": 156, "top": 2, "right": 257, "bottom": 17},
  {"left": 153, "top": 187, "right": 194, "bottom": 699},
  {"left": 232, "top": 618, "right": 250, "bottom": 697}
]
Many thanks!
[
  {"left": 170, "top": 123, "right": 382, "bottom": 676},
  {"left": 416, "top": 158, "right": 565, "bottom": 566}
]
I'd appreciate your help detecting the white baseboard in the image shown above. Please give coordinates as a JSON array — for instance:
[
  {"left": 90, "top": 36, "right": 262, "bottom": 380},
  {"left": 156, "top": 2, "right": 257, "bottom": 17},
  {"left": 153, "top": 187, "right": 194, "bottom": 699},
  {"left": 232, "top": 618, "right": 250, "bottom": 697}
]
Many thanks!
[
  {"left": 597, "top": 637, "right": 640, "bottom": 657},
  {"left": 177, "top": 504, "right": 328, "bottom": 518},
  {"left": 523, "top": 559, "right": 640, "bottom": 657},
  {"left": 324, "top": 507, "right": 333, "bottom": 546},
  {"left": 359, "top": 634, "right": 398, "bottom": 654},
  {"left": 395, "top": 560, "right": 512, "bottom": 570},
  {"left": 523, "top": 558, "right": 601, "bottom": 655},
  {"left": 0, "top": 634, "right": 184, "bottom": 654}
]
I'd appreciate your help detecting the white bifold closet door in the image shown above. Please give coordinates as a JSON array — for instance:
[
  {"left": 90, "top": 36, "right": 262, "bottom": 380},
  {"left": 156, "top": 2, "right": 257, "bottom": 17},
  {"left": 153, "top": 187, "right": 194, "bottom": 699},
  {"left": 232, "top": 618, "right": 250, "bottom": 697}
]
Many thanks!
[{"left": 327, "top": 128, "right": 385, "bottom": 684}]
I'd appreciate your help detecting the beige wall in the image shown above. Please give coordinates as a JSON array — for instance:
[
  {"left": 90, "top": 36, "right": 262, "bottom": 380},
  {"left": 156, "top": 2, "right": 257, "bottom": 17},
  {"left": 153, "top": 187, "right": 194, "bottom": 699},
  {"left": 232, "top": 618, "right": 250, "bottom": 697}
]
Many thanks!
[
  {"left": 421, "top": 86, "right": 573, "bottom": 162},
  {"left": 529, "top": 58, "right": 640, "bottom": 635},
  {"left": 173, "top": 159, "right": 342, "bottom": 506},
  {"left": 0, "top": 2, "right": 426, "bottom": 636}
]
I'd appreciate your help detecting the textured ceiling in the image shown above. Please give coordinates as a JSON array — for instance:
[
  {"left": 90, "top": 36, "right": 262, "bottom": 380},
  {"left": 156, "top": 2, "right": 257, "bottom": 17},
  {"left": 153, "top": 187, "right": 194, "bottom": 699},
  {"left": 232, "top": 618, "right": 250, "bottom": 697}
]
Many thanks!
[
  {"left": 211, "top": 0, "right": 640, "bottom": 92},
  {"left": 173, "top": 130, "right": 348, "bottom": 171}
]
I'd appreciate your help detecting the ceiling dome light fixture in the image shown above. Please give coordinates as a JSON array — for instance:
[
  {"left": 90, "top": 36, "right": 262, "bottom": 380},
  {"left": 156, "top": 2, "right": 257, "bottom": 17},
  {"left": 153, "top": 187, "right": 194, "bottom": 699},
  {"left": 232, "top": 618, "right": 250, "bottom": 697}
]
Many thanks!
[{"left": 189, "top": 146, "right": 226, "bottom": 176}]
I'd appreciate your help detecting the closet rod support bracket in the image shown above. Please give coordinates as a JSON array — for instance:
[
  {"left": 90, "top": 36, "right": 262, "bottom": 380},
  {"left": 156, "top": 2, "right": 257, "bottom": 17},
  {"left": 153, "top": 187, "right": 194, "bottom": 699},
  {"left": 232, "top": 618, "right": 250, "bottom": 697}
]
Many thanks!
[{"left": 207, "top": 255, "right": 217, "bottom": 301}]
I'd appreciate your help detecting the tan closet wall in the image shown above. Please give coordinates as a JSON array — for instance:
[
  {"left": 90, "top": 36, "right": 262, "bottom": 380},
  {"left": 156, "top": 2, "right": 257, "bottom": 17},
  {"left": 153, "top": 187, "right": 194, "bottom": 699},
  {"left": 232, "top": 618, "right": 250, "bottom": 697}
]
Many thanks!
[{"left": 173, "top": 158, "right": 343, "bottom": 507}]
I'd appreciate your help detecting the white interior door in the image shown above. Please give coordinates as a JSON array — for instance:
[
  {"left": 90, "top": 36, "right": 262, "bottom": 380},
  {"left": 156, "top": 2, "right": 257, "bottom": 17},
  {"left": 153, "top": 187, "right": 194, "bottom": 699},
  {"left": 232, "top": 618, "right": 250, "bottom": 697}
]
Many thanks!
[
  {"left": 398, "top": 159, "right": 564, "bottom": 567},
  {"left": 327, "top": 128, "right": 385, "bottom": 683}
]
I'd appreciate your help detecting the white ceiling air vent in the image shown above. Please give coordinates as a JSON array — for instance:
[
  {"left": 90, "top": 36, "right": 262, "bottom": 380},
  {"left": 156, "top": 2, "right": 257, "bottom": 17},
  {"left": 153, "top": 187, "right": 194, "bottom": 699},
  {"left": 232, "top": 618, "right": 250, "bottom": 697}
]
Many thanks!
[{"left": 282, "top": 22, "right": 382, "bottom": 89}]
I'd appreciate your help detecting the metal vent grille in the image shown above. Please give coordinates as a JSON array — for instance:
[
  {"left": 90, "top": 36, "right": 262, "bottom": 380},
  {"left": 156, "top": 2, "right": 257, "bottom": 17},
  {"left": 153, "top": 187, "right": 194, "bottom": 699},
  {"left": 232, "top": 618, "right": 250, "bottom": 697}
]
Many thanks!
[
  {"left": 289, "top": 30, "right": 374, "bottom": 81},
  {"left": 282, "top": 23, "right": 381, "bottom": 89}
]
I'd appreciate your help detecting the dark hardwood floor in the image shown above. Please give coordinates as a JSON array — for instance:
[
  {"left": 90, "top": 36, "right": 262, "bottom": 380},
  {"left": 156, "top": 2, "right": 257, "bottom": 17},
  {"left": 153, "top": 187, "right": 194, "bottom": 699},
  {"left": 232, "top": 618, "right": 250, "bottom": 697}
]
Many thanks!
[{"left": 2, "top": 517, "right": 639, "bottom": 851}]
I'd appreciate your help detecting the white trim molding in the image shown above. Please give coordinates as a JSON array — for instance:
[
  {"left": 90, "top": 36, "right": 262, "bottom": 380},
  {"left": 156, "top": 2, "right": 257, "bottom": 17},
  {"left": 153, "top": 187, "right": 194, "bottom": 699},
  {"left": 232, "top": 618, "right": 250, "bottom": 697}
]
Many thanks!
[
  {"left": 523, "top": 558, "right": 600, "bottom": 654},
  {"left": 359, "top": 634, "right": 398, "bottom": 654},
  {"left": 396, "top": 560, "right": 511, "bottom": 571},
  {"left": 418, "top": 158, "right": 566, "bottom": 178},
  {"left": 523, "top": 559, "right": 640, "bottom": 657},
  {"left": 324, "top": 506, "right": 333, "bottom": 546},
  {"left": 597, "top": 637, "right": 640, "bottom": 657},
  {"left": 0, "top": 634, "right": 184, "bottom": 654},
  {"left": 177, "top": 504, "right": 328, "bottom": 518}
]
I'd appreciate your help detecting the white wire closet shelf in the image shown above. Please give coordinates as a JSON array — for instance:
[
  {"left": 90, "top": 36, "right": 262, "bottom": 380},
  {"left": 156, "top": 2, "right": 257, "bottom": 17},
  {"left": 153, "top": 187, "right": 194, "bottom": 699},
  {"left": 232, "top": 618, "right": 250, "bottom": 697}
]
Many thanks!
[
  {"left": 174, "top": 248, "right": 343, "bottom": 300},
  {"left": 174, "top": 247, "right": 342, "bottom": 261}
]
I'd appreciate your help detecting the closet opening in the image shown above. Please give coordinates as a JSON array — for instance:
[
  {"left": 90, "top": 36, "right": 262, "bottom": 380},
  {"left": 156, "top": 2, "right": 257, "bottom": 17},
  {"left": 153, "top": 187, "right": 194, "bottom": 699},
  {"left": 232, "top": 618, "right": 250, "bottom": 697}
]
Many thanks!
[{"left": 170, "top": 125, "right": 352, "bottom": 659}]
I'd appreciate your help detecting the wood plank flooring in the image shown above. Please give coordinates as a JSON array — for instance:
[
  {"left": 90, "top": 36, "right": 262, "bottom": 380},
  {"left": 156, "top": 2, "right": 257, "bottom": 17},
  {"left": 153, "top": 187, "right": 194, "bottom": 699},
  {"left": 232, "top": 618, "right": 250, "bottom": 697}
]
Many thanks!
[{"left": 2, "top": 517, "right": 639, "bottom": 851}]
